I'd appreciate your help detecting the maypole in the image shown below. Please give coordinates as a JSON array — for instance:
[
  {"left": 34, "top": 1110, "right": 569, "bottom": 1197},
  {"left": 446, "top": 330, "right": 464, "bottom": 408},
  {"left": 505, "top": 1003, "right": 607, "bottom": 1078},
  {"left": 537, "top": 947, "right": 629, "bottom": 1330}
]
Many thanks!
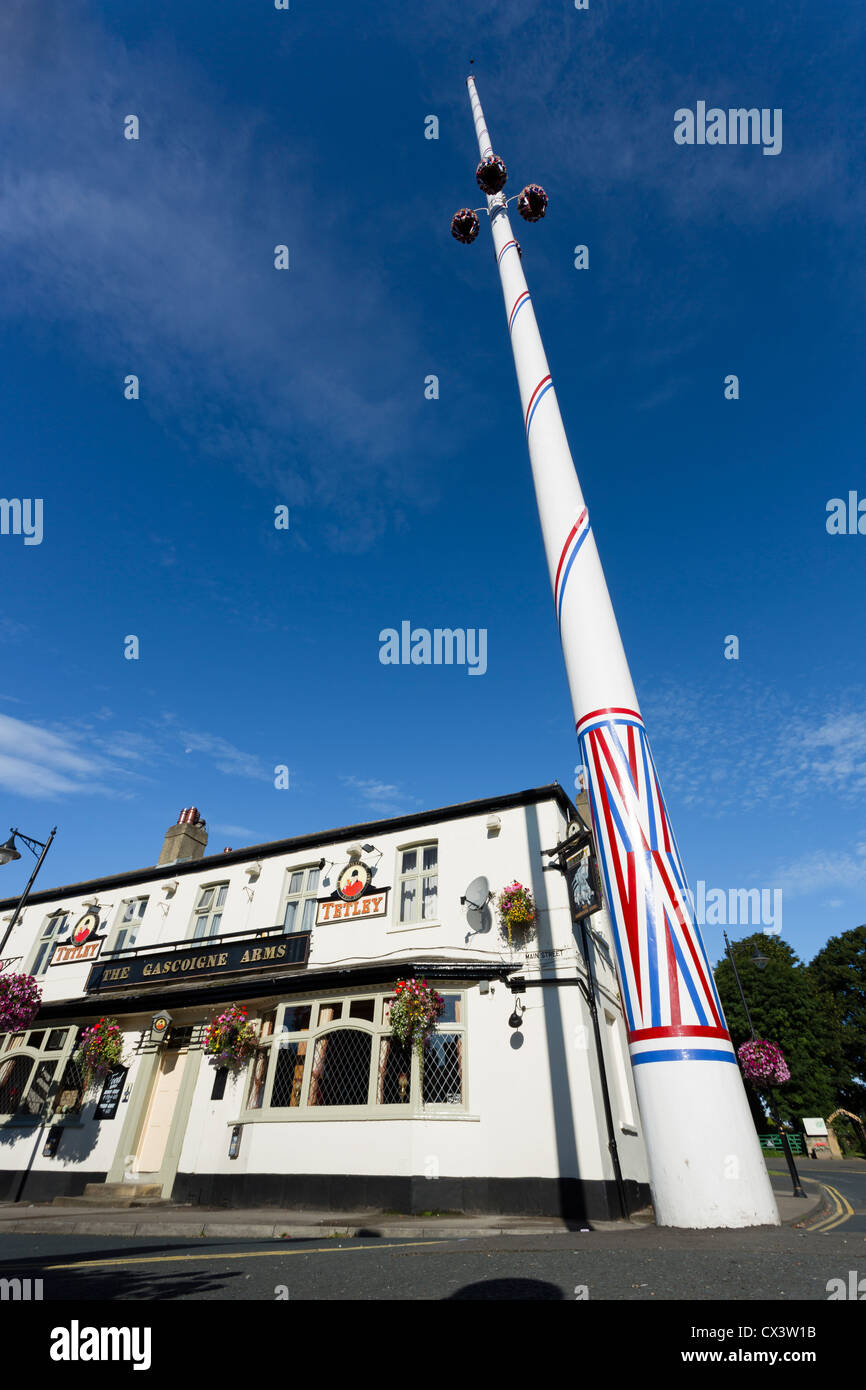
[{"left": 455, "top": 75, "right": 778, "bottom": 1229}]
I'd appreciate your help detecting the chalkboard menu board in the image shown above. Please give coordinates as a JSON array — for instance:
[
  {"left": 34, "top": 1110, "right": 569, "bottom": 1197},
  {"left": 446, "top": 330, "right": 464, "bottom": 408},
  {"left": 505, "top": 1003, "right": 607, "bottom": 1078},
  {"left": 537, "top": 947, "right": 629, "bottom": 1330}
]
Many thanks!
[{"left": 95, "top": 1066, "right": 128, "bottom": 1120}]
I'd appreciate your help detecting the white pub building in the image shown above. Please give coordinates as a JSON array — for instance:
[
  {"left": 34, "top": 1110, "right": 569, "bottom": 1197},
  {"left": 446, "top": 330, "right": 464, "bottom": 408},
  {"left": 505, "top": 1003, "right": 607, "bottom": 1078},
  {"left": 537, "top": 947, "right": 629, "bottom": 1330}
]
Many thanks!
[{"left": 0, "top": 786, "right": 650, "bottom": 1218}]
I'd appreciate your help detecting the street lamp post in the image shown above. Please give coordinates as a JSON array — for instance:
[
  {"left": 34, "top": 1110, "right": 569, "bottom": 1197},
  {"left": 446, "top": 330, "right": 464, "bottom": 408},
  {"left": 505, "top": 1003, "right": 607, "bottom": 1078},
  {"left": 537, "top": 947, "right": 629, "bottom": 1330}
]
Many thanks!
[
  {"left": 0, "top": 827, "right": 57, "bottom": 965},
  {"left": 722, "top": 932, "right": 806, "bottom": 1199}
]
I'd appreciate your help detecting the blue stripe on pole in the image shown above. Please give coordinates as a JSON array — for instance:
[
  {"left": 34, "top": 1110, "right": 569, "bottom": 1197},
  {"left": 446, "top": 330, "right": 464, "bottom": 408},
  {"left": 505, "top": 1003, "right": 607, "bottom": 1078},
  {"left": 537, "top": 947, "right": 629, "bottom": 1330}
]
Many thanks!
[{"left": 631, "top": 1048, "right": 737, "bottom": 1065}]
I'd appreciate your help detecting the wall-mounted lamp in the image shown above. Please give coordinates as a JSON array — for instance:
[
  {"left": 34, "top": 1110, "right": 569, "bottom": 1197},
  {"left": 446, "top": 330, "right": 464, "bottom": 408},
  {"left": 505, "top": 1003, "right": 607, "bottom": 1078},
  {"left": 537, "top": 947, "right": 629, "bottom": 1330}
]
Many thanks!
[
  {"left": 160, "top": 880, "right": 179, "bottom": 917},
  {"left": 486, "top": 814, "right": 502, "bottom": 836},
  {"left": 150, "top": 1011, "right": 172, "bottom": 1045},
  {"left": 244, "top": 861, "right": 262, "bottom": 882},
  {"left": 508, "top": 999, "right": 525, "bottom": 1030}
]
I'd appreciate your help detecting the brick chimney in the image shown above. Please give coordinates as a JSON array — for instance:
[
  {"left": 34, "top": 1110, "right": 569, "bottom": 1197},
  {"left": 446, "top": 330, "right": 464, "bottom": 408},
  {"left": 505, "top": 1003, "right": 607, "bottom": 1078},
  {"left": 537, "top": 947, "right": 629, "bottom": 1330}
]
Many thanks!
[
  {"left": 575, "top": 789, "right": 593, "bottom": 833},
  {"left": 158, "top": 807, "right": 208, "bottom": 866}
]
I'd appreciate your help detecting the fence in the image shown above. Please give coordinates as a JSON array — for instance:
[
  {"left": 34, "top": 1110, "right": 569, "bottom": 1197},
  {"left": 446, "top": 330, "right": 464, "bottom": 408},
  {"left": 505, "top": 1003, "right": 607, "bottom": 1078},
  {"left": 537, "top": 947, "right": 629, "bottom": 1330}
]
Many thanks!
[{"left": 759, "top": 1133, "right": 804, "bottom": 1155}]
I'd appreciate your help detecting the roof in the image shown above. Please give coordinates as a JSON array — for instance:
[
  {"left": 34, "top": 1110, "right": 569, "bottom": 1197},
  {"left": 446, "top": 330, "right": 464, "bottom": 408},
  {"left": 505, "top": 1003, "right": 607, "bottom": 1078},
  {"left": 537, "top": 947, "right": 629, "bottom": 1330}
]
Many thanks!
[{"left": 0, "top": 782, "right": 577, "bottom": 911}]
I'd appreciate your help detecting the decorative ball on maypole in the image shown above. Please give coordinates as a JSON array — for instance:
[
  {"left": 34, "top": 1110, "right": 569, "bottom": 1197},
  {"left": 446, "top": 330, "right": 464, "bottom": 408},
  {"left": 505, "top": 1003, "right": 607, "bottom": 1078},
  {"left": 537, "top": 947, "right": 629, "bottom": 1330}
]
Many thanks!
[
  {"left": 451, "top": 155, "right": 547, "bottom": 246},
  {"left": 475, "top": 154, "right": 508, "bottom": 194},
  {"left": 517, "top": 183, "right": 548, "bottom": 222},
  {"left": 450, "top": 208, "right": 480, "bottom": 244}
]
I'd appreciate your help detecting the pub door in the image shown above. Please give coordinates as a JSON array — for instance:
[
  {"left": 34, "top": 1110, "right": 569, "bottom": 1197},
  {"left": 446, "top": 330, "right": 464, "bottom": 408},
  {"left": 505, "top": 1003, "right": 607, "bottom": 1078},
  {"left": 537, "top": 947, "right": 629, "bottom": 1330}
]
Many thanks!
[{"left": 133, "top": 1034, "right": 190, "bottom": 1177}]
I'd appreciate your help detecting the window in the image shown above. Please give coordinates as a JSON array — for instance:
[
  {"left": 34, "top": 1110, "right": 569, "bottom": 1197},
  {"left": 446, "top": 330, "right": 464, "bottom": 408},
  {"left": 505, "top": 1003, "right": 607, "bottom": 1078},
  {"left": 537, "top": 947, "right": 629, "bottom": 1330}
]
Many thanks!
[
  {"left": 30, "top": 913, "right": 71, "bottom": 977},
  {"left": 281, "top": 865, "right": 320, "bottom": 933},
  {"left": 192, "top": 883, "right": 228, "bottom": 939},
  {"left": 422, "top": 1034, "right": 463, "bottom": 1106},
  {"left": 0, "top": 1027, "right": 81, "bottom": 1118},
  {"left": 242, "top": 987, "right": 465, "bottom": 1117},
  {"left": 398, "top": 844, "right": 438, "bottom": 924},
  {"left": 110, "top": 897, "right": 148, "bottom": 953},
  {"left": 308, "top": 1031, "right": 371, "bottom": 1106}
]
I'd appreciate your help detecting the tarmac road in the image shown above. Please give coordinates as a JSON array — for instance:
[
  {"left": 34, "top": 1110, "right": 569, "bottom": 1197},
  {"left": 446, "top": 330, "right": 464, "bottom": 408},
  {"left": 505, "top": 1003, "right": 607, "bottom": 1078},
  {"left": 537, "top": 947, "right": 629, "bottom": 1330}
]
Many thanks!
[
  {"left": 0, "top": 1221, "right": 864, "bottom": 1301},
  {"left": 769, "top": 1158, "right": 866, "bottom": 1234}
]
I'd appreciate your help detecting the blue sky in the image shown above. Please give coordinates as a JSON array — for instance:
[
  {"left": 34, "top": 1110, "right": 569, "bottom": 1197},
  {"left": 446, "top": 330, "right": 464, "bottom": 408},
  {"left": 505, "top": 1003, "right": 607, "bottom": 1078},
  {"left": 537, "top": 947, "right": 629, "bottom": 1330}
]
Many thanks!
[{"left": 1, "top": 0, "right": 864, "bottom": 967}]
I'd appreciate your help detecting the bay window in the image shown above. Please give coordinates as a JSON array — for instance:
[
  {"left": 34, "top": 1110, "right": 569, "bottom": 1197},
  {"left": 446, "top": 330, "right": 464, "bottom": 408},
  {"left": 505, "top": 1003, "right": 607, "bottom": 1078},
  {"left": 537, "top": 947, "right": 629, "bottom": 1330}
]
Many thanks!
[{"left": 241, "top": 987, "right": 465, "bottom": 1117}]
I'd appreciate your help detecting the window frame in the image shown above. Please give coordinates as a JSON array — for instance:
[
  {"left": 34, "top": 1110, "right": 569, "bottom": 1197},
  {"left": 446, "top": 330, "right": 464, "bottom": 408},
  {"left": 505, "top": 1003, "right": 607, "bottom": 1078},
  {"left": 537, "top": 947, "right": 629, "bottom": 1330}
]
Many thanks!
[
  {"left": 279, "top": 863, "right": 322, "bottom": 935},
  {"left": 107, "top": 896, "right": 149, "bottom": 954},
  {"left": 238, "top": 986, "right": 466, "bottom": 1121},
  {"left": 393, "top": 841, "right": 439, "bottom": 929},
  {"left": 189, "top": 881, "right": 229, "bottom": 941},
  {"left": 28, "top": 911, "right": 71, "bottom": 977}
]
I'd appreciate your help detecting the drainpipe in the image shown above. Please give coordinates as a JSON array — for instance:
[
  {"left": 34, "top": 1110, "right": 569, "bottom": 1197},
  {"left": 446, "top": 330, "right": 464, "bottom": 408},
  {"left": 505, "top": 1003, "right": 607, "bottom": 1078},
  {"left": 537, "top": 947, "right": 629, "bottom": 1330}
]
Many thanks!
[{"left": 575, "top": 912, "right": 630, "bottom": 1222}]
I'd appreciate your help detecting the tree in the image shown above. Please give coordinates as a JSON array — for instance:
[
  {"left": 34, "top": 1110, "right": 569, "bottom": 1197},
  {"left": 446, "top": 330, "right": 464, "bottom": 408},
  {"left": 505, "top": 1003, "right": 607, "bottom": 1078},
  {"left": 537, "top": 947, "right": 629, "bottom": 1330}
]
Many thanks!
[
  {"left": 713, "top": 934, "right": 844, "bottom": 1127},
  {"left": 808, "top": 924, "right": 866, "bottom": 1114}
]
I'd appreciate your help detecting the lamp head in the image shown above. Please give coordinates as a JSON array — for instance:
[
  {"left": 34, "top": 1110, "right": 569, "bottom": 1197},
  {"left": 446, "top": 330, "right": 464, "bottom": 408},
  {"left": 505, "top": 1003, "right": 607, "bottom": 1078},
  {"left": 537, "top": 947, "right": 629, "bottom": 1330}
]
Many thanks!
[{"left": 0, "top": 834, "right": 20, "bottom": 866}]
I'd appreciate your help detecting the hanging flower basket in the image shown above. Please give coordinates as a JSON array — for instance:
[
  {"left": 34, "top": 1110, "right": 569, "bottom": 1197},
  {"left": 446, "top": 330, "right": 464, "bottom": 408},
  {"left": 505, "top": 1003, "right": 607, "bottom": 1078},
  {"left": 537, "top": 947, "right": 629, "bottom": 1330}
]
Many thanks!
[
  {"left": 389, "top": 978, "right": 444, "bottom": 1086},
  {"left": 0, "top": 971, "right": 42, "bottom": 1034},
  {"left": 496, "top": 881, "right": 536, "bottom": 946},
  {"left": 737, "top": 1039, "right": 790, "bottom": 1086},
  {"left": 203, "top": 1004, "right": 259, "bottom": 1070},
  {"left": 451, "top": 207, "right": 480, "bottom": 244},
  {"left": 75, "top": 1017, "right": 124, "bottom": 1093},
  {"left": 517, "top": 183, "right": 548, "bottom": 222},
  {"left": 475, "top": 154, "right": 508, "bottom": 195}
]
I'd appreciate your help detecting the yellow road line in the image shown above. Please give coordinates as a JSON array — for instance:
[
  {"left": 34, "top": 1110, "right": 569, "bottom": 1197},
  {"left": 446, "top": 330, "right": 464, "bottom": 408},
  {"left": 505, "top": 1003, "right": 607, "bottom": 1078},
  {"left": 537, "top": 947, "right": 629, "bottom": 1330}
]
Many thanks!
[
  {"left": 41, "top": 1239, "right": 446, "bottom": 1272},
  {"left": 810, "top": 1183, "right": 855, "bottom": 1233}
]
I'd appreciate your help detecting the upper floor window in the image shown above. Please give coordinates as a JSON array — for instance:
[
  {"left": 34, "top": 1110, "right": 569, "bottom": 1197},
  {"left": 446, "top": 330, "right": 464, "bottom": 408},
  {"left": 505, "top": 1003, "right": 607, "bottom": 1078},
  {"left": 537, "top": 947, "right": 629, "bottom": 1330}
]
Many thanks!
[
  {"left": 281, "top": 865, "right": 320, "bottom": 934},
  {"left": 110, "top": 897, "right": 148, "bottom": 953},
  {"left": 192, "top": 883, "right": 228, "bottom": 940},
  {"left": 398, "top": 844, "right": 438, "bottom": 924},
  {"left": 30, "top": 913, "right": 69, "bottom": 977}
]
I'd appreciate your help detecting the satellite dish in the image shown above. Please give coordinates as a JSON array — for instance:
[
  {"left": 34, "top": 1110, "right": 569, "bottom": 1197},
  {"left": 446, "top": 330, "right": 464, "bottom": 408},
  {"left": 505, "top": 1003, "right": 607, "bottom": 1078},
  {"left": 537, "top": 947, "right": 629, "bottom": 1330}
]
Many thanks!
[{"left": 462, "top": 876, "right": 492, "bottom": 935}]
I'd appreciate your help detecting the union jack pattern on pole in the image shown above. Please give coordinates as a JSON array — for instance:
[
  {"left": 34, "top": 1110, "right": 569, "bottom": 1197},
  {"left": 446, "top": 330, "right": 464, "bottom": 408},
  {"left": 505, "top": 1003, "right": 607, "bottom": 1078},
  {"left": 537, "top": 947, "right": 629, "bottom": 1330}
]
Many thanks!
[
  {"left": 463, "top": 75, "right": 779, "bottom": 1228},
  {"left": 577, "top": 709, "right": 732, "bottom": 1062}
]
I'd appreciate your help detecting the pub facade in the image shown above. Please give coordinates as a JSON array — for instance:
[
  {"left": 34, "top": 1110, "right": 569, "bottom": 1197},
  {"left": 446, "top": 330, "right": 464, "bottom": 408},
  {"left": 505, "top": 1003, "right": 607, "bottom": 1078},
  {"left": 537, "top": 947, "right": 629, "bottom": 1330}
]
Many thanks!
[{"left": 0, "top": 786, "right": 650, "bottom": 1217}]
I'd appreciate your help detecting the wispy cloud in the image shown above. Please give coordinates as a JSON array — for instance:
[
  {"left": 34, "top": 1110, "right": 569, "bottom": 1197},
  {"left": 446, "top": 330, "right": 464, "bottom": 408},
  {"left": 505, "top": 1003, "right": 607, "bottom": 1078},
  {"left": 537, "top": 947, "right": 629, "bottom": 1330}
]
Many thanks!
[
  {"left": 0, "top": 709, "right": 271, "bottom": 800},
  {"left": 341, "top": 776, "right": 423, "bottom": 818},
  {"left": 644, "top": 680, "right": 866, "bottom": 812},
  {"left": 768, "top": 842, "right": 866, "bottom": 901},
  {"left": 176, "top": 729, "right": 269, "bottom": 782},
  {"left": 0, "top": 712, "right": 122, "bottom": 799}
]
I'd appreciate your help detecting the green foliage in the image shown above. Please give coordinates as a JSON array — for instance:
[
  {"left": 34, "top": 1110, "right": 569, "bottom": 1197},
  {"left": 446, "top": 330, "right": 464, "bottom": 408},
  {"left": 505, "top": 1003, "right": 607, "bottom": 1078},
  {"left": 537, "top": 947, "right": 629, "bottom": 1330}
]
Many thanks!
[
  {"left": 807, "top": 924, "right": 866, "bottom": 1113},
  {"left": 714, "top": 934, "right": 844, "bottom": 1125}
]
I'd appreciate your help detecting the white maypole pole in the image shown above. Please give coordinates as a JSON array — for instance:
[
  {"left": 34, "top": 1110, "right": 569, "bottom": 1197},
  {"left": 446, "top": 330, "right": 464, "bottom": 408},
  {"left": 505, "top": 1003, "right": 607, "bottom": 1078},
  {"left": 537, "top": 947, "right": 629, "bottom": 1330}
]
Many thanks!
[{"left": 458, "top": 75, "right": 779, "bottom": 1229}]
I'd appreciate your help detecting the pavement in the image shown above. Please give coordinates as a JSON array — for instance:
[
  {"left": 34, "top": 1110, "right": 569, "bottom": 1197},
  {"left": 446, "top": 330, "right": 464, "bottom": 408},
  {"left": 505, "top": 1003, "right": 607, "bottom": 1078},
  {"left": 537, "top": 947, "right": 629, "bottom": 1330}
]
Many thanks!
[{"left": 0, "top": 1161, "right": 831, "bottom": 1240}]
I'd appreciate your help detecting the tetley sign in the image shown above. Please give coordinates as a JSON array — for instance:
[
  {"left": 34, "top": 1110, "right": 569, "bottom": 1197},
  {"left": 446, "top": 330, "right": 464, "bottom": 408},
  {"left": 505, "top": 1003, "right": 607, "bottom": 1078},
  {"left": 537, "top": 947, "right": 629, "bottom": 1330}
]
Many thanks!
[{"left": 86, "top": 933, "right": 309, "bottom": 993}]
